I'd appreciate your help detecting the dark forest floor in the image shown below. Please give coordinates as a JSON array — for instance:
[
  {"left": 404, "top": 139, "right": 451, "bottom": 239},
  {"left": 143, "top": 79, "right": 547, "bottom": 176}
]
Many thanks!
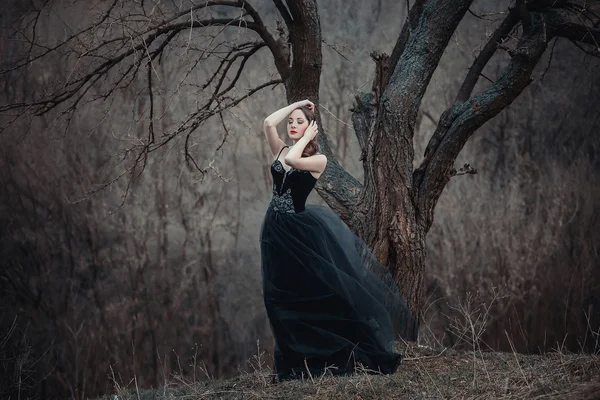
[{"left": 100, "top": 344, "right": 600, "bottom": 400}]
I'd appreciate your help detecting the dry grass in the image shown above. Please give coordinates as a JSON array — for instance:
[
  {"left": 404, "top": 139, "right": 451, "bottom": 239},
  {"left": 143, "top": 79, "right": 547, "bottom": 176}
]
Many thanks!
[
  {"left": 99, "top": 291, "right": 600, "bottom": 399},
  {"left": 99, "top": 343, "right": 600, "bottom": 400}
]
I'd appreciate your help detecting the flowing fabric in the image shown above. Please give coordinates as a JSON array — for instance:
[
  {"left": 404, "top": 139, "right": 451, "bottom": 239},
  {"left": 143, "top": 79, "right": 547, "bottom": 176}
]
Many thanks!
[{"left": 260, "top": 146, "right": 415, "bottom": 381}]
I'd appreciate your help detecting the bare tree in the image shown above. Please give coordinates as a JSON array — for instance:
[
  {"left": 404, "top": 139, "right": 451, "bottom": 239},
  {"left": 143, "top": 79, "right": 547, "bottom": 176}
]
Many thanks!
[{"left": 2, "top": 0, "right": 599, "bottom": 340}]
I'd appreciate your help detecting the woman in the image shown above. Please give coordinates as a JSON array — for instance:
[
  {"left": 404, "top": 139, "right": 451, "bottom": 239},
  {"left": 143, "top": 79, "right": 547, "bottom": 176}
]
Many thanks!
[{"left": 260, "top": 99, "right": 414, "bottom": 382}]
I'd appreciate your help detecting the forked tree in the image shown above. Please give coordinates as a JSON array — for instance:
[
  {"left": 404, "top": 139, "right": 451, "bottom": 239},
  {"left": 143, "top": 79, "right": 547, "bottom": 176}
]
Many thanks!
[{"left": 2, "top": 0, "right": 599, "bottom": 339}]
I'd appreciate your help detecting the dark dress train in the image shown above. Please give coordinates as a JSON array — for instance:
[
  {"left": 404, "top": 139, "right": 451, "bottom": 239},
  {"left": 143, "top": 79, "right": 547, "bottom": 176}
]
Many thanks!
[{"left": 260, "top": 145, "right": 415, "bottom": 382}]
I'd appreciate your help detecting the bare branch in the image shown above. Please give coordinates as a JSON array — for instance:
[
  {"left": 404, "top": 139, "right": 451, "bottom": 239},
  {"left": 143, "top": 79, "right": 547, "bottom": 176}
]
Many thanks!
[
  {"left": 1, "top": 0, "right": 120, "bottom": 75},
  {"left": 552, "top": 16, "right": 600, "bottom": 50},
  {"left": 383, "top": 0, "right": 474, "bottom": 141},
  {"left": 210, "top": 42, "right": 268, "bottom": 106},
  {"left": 273, "top": 0, "right": 294, "bottom": 28},
  {"left": 0, "top": 17, "right": 257, "bottom": 116},
  {"left": 424, "top": 1, "right": 599, "bottom": 172},
  {"left": 415, "top": 11, "right": 552, "bottom": 231},
  {"left": 147, "top": 60, "right": 155, "bottom": 145},
  {"left": 283, "top": 0, "right": 302, "bottom": 22},
  {"left": 173, "top": 78, "right": 283, "bottom": 161},
  {"left": 0, "top": 1, "right": 296, "bottom": 208},
  {"left": 238, "top": 0, "right": 291, "bottom": 80},
  {"left": 516, "top": 0, "right": 532, "bottom": 34},
  {"left": 451, "top": 163, "right": 478, "bottom": 176},
  {"left": 387, "top": 0, "right": 426, "bottom": 85},
  {"left": 412, "top": 2, "right": 600, "bottom": 232},
  {"left": 454, "top": 8, "right": 520, "bottom": 104},
  {"left": 202, "top": 41, "right": 262, "bottom": 90}
]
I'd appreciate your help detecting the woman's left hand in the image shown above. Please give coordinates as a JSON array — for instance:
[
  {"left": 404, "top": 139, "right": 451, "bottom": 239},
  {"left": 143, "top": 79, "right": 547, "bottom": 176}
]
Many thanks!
[{"left": 304, "top": 120, "right": 319, "bottom": 141}]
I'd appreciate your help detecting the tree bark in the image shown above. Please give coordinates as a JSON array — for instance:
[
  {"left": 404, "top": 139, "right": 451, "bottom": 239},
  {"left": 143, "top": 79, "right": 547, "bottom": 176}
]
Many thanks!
[{"left": 349, "top": 0, "right": 475, "bottom": 339}]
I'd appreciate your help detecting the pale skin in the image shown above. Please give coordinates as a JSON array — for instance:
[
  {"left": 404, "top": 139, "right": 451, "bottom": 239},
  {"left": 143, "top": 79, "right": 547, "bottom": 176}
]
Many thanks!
[{"left": 263, "top": 100, "right": 328, "bottom": 179}]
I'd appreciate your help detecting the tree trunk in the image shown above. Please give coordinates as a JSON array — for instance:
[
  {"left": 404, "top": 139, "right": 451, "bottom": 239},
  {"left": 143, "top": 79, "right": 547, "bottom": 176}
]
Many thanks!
[
  {"left": 344, "top": 0, "right": 474, "bottom": 339},
  {"left": 353, "top": 182, "right": 426, "bottom": 341}
]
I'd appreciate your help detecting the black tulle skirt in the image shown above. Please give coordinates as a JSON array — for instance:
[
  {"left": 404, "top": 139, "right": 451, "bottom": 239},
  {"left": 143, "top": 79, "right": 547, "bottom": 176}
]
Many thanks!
[{"left": 260, "top": 204, "right": 415, "bottom": 381}]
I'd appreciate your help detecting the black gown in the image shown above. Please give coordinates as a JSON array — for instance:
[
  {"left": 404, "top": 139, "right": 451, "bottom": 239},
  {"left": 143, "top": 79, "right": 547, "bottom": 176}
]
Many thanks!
[{"left": 260, "top": 145, "right": 415, "bottom": 381}]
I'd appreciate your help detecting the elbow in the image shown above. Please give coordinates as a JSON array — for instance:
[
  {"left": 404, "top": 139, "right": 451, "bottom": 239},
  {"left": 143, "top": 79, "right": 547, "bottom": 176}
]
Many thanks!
[
  {"left": 283, "top": 156, "right": 295, "bottom": 167},
  {"left": 264, "top": 119, "right": 274, "bottom": 128}
]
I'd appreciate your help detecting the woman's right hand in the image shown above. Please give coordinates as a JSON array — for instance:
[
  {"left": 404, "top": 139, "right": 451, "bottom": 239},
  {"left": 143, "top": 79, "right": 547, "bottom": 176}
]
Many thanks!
[{"left": 300, "top": 99, "right": 315, "bottom": 112}]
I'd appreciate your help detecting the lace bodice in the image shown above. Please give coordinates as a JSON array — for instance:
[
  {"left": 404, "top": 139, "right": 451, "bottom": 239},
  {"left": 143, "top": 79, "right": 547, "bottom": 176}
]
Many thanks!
[{"left": 268, "top": 147, "right": 317, "bottom": 214}]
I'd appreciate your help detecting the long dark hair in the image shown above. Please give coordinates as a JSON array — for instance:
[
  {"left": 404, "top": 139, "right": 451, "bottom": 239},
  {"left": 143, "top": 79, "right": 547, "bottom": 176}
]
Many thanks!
[{"left": 293, "top": 106, "right": 320, "bottom": 157}]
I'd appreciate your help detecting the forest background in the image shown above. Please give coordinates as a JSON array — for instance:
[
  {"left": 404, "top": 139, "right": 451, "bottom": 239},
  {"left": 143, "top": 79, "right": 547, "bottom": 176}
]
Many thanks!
[{"left": 0, "top": 0, "right": 598, "bottom": 398}]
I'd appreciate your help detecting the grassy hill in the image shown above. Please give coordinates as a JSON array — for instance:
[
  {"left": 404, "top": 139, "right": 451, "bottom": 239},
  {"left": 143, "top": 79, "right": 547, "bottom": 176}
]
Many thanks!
[{"left": 101, "top": 344, "right": 600, "bottom": 400}]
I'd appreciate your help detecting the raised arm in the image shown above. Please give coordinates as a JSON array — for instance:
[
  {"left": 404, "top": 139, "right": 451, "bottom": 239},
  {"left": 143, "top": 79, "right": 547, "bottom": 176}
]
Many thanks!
[{"left": 264, "top": 100, "right": 312, "bottom": 157}]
